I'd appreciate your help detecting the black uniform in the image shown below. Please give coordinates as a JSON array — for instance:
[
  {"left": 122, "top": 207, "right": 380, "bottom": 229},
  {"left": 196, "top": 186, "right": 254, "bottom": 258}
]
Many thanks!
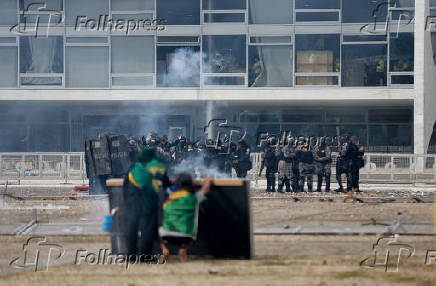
[
  {"left": 349, "top": 142, "right": 364, "bottom": 191},
  {"left": 336, "top": 142, "right": 351, "bottom": 192},
  {"left": 232, "top": 142, "right": 252, "bottom": 178},
  {"left": 314, "top": 144, "right": 332, "bottom": 192},
  {"left": 259, "top": 144, "right": 278, "bottom": 192}
]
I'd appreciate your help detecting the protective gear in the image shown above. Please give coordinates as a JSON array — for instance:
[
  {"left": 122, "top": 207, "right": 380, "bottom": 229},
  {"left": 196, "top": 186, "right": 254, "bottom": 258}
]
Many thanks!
[
  {"left": 276, "top": 143, "right": 296, "bottom": 193},
  {"left": 296, "top": 144, "right": 314, "bottom": 192},
  {"left": 232, "top": 141, "right": 252, "bottom": 178},
  {"left": 335, "top": 137, "right": 353, "bottom": 192},
  {"left": 259, "top": 143, "right": 278, "bottom": 192},
  {"left": 314, "top": 139, "right": 332, "bottom": 192}
]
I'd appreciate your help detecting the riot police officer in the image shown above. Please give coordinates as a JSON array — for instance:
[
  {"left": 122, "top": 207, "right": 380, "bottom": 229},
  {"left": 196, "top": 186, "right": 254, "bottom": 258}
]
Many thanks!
[
  {"left": 335, "top": 134, "right": 352, "bottom": 193},
  {"left": 232, "top": 140, "right": 252, "bottom": 178},
  {"left": 314, "top": 137, "right": 332, "bottom": 192},
  {"left": 276, "top": 135, "right": 296, "bottom": 193},
  {"left": 259, "top": 137, "right": 278, "bottom": 192},
  {"left": 350, "top": 136, "right": 365, "bottom": 193},
  {"left": 296, "top": 137, "right": 315, "bottom": 192}
]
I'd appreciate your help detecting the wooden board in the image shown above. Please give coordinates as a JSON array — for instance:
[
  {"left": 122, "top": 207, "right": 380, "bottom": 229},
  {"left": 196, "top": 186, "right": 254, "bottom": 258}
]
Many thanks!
[{"left": 107, "top": 179, "right": 252, "bottom": 259}]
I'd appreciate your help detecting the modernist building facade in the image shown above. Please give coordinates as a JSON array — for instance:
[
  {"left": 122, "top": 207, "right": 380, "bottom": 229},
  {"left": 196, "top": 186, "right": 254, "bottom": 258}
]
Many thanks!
[{"left": 0, "top": 0, "right": 434, "bottom": 153}]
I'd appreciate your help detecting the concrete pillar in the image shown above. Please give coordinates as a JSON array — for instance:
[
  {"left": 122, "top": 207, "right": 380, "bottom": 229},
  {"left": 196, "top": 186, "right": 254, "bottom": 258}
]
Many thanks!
[
  {"left": 415, "top": 0, "right": 436, "bottom": 155},
  {"left": 414, "top": 0, "right": 427, "bottom": 155},
  {"left": 206, "top": 101, "right": 216, "bottom": 140}
]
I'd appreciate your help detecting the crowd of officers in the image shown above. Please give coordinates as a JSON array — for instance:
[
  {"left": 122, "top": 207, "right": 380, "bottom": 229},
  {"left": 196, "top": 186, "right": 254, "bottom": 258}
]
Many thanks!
[
  {"left": 137, "top": 132, "right": 252, "bottom": 178},
  {"left": 259, "top": 135, "right": 365, "bottom": 193}
]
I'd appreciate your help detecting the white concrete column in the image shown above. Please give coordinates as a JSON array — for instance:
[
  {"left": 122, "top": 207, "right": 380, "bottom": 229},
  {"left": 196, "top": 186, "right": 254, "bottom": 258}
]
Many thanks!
[
  {"left": 206, "top": 101, "right": 216, "bottom": 139},
  {"left": 414, "top": 0, "right": 427, "bottom": 155},
  {"left": 415, "top": 0, "right": 436, "bottom": 155}
]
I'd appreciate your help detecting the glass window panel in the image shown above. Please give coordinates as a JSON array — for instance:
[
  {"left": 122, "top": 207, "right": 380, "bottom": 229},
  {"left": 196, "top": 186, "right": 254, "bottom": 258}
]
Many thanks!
[
  {"left": 295, "top": 34, "right": 340, "bottom": 73},
  {"left": 259, "top": 113, "right": 280, "bottom": 122},
  {"left": 340, "top": 125, "right": 368, "bottom": 145},
  {"left": 20, "top": 36, "right": 63, "bottom": 73},
  {"left": 66, "top": 0, "right": 109, "bottom": 26},
  {"left": 369, "top": 124, "right": 412, "bottom": 147},
  {"left": 341, "top": 44, "right": 387, "bottom": 86},
  {"left": 281, "top": 124, "right": 320, "bottom": 137},
  {"left": 204, "top": 76, "right": 245, "bottom": 85},
  {"left": 295, "top": 0, "right": 340, "bottom": 9},
  {"left": 0, "top": 37, "right": 16, "bottom": 44},
  {"left": 432, "top": 0, "right": 436, "bottom": 7},
  {"left": 204, "top": 13, "right": 245, "bottom": 23},
  {"left": 111, "top": 36, "right": 154, "bottom": 73},
  {"left": 202, "top": 35, "right": 246, "bottom": 73},
  {"left": 0, "top": 0, "right": 18, "bottom": 25},
  {"left": 157, "top": 0, "right": 200, "bottom": 25},
  {"left": 249, "top": 0, "right": 293, "bottom": 24},
  {"left": 66, "top": 46, "right": 109, "bottom": 88},
  {"left": 283, "top": 111, "right": 322, "bottom": 122},
  {"left": 20, "top": 14, "right": 63, "bottom": 25},
  {"left": 368, "top": 109, "right": 412, "bottom": 123},
  {"left": 391, "top": 10, "right": 414, "bottom": 20},
  {"left": 0, "top": 47, "right": 18, "bottom": 88},
  {"left": 325, "top": 110, "right": 366, "bottom": 123},
  {"left": 240, "top": 114, "right": 259, "bottom": 122},
  {"left": 391, "top": 74, "right": 414, "bottom": 84},
  {"left": 250, "top": 37, "right": 291, "bottom": 44},
  {"left": 157, "top": 46, "right": 200, "bottom": 87},
  {"left": 296, "top": 76, "right": 338, "bottom": 85},
  {"left": 390, "top": 33, "right": 414, "bottom": 72},
  {"left": 342, "top": 0, "right": 387, "bottom": 23},
  {"left": 29, "top": 124, "right": 69, "bottom": 152},
  {"left": 111, "top": 0, "right": 154, "bottom": 11},
  {"left": 249, "top": 45, "right": 293, "bottom": 87},
  {"left": 343, "top": 35, "right": 387, "bottom": 42},
  {"left": 20, "top": 0, "right": 62, "bottom": 10},
  {"left": 390, "top": 0, "right": 414, "bottom": 7},
  {"left": 0, "top": 124, "right": 27, "bottom": 152},
  {"left": 203, "top": 0, "right": 246, "bottom": 10},
  {"left": 112, "top": 13, "right": 153, "bottom": 21},
  {"left": 21, "top": 77, "right": 62, "bottom": 86},
  {"left": 66, "top": 37, "right": 108, "bottom": 43},
  {"left": 296, "top": 12, "right": 339, "bottom": 21},
  {"left": 157, "top": 36, "right": 199, "bottom": 43},
  {"left": 112, "top": 76, "right": 153, "bottom": 86}
]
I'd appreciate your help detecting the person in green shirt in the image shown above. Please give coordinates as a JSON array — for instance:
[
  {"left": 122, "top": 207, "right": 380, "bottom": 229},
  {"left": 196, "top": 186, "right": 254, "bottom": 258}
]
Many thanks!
[
  {"left": 122, "top": 148, "right": 169, "bottom": 261},
  {"left": 159, "top": 173, "right": 212, "bottom": 262}
]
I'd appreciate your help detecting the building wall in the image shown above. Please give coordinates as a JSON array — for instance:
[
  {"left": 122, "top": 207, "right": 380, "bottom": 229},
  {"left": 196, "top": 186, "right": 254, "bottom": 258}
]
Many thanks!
[{"left": 0, "top": 0, "right": 431, "bottom": 153}]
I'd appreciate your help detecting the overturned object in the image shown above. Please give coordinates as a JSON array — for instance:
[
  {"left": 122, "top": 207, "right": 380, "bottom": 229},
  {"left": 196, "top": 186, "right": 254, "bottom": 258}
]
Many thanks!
[{"left": 106, "top": 178, "right": 253, "bottom": 259}]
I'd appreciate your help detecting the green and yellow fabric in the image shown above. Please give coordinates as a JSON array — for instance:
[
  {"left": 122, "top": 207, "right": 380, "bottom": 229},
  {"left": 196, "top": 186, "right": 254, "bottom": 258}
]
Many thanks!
[
  {"left": 161, "top": 188, "right": 200, "bottom": 238},
  {"left": 145, "top": 158, "right": 167, "bottom": 193}
]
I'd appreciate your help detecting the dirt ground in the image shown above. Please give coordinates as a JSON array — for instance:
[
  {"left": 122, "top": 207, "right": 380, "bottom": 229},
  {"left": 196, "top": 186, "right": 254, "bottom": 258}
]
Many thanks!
[{"left": 0, "top": 195, "right": 435, "bottom": 285}]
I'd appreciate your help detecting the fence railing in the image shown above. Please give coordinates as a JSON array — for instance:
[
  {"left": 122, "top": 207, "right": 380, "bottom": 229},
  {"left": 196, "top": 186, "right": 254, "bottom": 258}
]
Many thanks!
[
  {"left": 0, "top": 152, "right": 435, "bottom": 184},
  {"left": 247, "top": 152, "right": 436, "bottom": 184},
  {"left": 0, "top": 153, "right": 86, "bottom": 183}
]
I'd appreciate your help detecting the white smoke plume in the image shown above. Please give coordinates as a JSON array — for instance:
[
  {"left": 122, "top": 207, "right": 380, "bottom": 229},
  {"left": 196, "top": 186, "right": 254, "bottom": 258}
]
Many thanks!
[{"left": 162, "top": 48, "right": 201, "bottom": 87}]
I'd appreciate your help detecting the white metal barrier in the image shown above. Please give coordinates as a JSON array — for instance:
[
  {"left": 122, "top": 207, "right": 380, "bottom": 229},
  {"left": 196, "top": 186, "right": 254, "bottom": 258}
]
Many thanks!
[
  {"left": 248, "top": 152, "right": 436, "bottom": 184},
  {"left": 0, "top": 153, "right": 86, "bottom": 183},
  {"left": 0, "top": 152, "right": 435, "bottom": 184}
]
